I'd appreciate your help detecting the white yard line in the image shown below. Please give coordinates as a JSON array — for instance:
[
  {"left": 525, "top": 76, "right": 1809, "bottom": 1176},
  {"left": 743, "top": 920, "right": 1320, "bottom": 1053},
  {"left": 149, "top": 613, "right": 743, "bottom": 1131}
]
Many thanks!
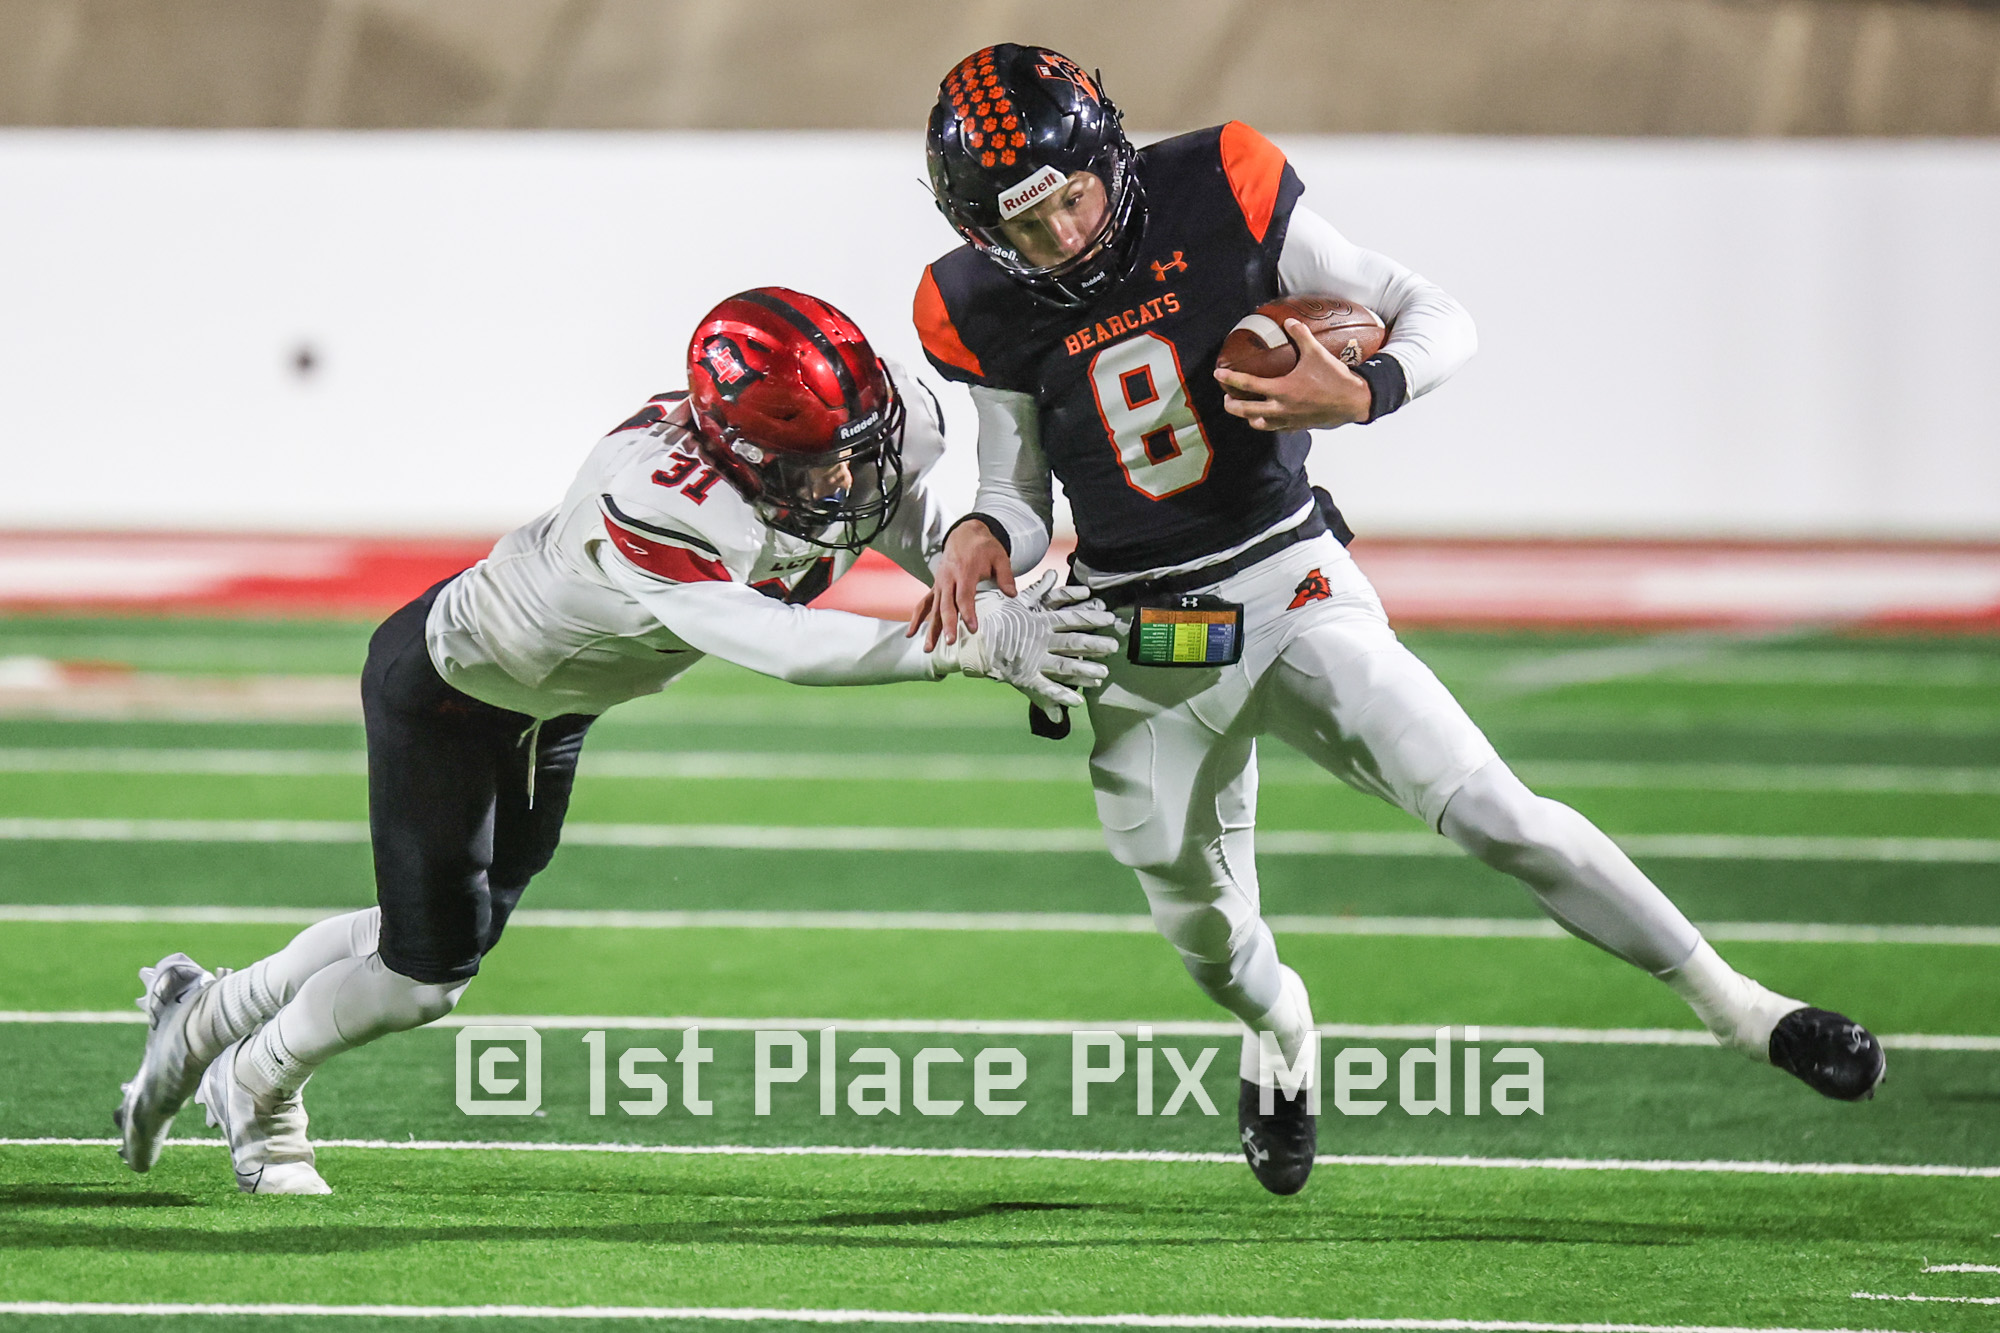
[
  {"left": 6, "top": 903, "right": 1999, "bottom": 947},
  {"left": 1513, "top": 761, "right": 2000, "bottom": 796},
  {"left": 3, "top": 817, "right": 1998, "bottom": 862},
  {"left": 7, "top": 747, "right": 2000, "bottom": 795},
  {"left": 1489, "top": 633, "right": 2000, "bottom": 693},
  {"left": 0, "top": 818, "right": 373, "bottom": 843},
  {"left": 1489, "top": 634, "right": 1761, "bottom": 693},
  {"left": 2, "top": 1008, "right": 1992, "bottom": 1051},
  {"left": 1922, "top": 1264, "right": 2000, "bottom": 1273},
  {"left": 0, "top": 1303, "right": 1919, "bottom": 1332},
  {"left": 6, "top": 1138, "right": 2000, "bottom": 1182},
  {"left": 1852, "top": 1291, "right": 2000, "bottom": 1304},
  {"left": 1651, "top": 654, "right": 2000, "bottom": 687},
  {"left": 0, "top": 748, "right": 368, "bottom": 776}
]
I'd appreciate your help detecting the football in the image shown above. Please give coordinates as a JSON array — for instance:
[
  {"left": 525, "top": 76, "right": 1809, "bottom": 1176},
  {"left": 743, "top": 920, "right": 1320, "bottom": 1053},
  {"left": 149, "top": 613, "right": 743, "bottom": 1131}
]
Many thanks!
[{"left": 1215, "top": 295, "right": 1386, "bottom": 390}]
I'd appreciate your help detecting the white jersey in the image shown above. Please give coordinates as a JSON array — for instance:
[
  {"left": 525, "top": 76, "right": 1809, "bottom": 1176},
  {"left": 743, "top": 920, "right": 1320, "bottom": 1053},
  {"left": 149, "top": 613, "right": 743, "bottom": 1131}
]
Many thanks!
[{"left": 427, "top": 359, "right": 956, "bottom": 719}]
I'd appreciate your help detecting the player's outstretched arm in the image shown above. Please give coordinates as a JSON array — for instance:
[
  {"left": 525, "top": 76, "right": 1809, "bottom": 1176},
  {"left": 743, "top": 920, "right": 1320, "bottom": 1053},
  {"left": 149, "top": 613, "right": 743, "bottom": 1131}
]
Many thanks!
[
  {"left": 633, "top": 576, "right": 946, "bottom": 686},
  {"left": 605, "top": 554, "right": 1112, "bottom": 700},
  {"left": 1214, "top": 318, "right": 1374, "bottom": 432}
]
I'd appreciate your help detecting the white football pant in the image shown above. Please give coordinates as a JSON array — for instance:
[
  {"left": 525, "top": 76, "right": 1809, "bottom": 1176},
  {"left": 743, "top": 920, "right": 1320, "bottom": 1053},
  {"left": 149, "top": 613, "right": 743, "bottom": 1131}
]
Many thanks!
[{"left": 1085, "top": 534, "right": 1770, "bottom": 1084}]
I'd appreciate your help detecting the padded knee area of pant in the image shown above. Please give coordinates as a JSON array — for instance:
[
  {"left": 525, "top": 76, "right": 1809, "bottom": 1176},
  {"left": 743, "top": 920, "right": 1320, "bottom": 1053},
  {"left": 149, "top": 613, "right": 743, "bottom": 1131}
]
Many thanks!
[
  {"left": 1138, "top": 864, "right": 1254, "bottom": 963},
  {"left": 1139, "top": 879, "right": 1284, "bottom": 1021},
  {"left": 1152, "top": 901, "right": 1237, "bottom": 965}
]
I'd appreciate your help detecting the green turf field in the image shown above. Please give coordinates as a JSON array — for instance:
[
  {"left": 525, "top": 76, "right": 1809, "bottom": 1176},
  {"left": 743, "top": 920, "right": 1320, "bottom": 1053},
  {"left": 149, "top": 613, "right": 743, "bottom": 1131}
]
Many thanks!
[{"left": 1, "top": 616, "right": 1998, "bottom": 1331}]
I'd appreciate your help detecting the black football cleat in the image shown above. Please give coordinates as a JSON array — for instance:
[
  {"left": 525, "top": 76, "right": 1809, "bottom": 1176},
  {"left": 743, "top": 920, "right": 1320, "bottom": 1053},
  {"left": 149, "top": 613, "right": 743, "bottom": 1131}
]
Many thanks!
[
  {"left": 1238, "top": 1078, "right": 1316, "bottom": 1195},
  {"left": 1769, "top": 1007, "right": 1886, "bottom": 1101}
]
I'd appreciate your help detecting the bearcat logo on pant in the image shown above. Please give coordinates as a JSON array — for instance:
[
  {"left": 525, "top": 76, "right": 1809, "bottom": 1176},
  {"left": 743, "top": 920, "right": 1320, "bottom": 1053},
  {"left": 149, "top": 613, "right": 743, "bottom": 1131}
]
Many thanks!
[
  {"left": 1288, "top": 569, "right": 1332, "bottom": 610},
  {"left": 699, "top": 335, "right": 762, "bottom": 402}
]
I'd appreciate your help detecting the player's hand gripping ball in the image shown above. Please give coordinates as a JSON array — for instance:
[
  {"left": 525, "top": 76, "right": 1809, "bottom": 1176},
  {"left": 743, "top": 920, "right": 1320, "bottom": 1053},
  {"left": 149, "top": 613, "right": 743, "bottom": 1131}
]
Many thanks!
[{"left": 1215, "top": 296, "right": 1385, "bottom": 394}]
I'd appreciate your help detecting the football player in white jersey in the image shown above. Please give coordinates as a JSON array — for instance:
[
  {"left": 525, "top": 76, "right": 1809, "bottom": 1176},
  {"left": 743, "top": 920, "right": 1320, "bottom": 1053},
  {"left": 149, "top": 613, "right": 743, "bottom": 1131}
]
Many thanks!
[{"left": 113, "top": 287, "right": 1116, "bottom": 1194}]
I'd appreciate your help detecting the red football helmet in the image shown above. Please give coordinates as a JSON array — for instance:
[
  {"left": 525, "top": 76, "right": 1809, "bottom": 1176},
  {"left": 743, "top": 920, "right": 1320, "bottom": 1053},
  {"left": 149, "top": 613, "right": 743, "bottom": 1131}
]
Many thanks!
[{"left": 686, "top": 288, "right": 906, "bottom": 551}]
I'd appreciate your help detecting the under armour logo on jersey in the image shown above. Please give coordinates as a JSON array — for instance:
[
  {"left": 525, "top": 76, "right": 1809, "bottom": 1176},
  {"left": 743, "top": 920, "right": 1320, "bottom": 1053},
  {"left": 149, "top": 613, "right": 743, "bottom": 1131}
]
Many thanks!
[
  {"left": 1288, "top": 569, "right": 1332, "bottom": 610},
  {"left": 698, "top": 335, "right": 762, "bottom": 401},
  {"left": 1151, "top": 251, "right": 1188, "bottom": 281}
]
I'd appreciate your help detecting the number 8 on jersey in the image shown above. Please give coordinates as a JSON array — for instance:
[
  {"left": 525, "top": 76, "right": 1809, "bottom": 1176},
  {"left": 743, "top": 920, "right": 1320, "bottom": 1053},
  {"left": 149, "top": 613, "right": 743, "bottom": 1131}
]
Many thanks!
[{"left": 1089, "top": 333, "right": 1215, "bottom": 499}]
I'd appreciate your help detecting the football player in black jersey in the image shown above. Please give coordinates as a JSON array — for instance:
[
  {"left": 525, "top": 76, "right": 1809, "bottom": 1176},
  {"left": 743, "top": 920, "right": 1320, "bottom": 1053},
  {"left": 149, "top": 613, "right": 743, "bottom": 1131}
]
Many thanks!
[{"left": 909, "top": 43, "right": 1884, "bottom": 1195}]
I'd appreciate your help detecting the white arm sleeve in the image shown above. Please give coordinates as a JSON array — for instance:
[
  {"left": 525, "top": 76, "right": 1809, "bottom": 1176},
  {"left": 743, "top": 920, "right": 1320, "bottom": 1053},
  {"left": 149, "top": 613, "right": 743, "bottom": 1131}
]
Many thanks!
[
  {"left": 602, "top": 560, "right": 941, "bottom": 687},
  {"left": 1277, "top": 203, "right": 1477, "bottom": 402},
  {"left": 869, "top": 376, "right": 955, "bottom": 585},
  {"left": 872, "top": 469, "right": 956, "bottom": 587},
  {"left": 966, "top": 384, "right": 1055, "bottom": 573}
]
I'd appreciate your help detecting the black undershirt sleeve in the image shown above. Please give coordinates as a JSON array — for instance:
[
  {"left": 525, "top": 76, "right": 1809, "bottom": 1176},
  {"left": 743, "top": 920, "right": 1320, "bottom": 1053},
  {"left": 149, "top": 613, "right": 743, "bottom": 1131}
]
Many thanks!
[
  {"left": 946, "top": 511, "right": 1013, "bottom": 555},
  {"left": 1355, "top": 354, "right": 1409, "bottom": 424}
]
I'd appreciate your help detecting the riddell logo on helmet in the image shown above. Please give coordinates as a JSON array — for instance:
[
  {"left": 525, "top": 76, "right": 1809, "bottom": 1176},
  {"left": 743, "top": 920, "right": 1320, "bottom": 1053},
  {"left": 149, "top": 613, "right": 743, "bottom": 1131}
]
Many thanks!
[
  {"left": 997, "top": 165, "right": 1068, "bottom": 220},
  {"left": 835, "top": 409, "right": 883, "bottom": 442}
]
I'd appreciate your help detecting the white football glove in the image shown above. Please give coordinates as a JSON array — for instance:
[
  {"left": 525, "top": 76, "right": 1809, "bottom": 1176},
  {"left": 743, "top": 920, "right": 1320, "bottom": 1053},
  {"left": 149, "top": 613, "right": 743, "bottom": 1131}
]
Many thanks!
[{"left": 936, "top": 569, "right": 1118, "bottom": 709}]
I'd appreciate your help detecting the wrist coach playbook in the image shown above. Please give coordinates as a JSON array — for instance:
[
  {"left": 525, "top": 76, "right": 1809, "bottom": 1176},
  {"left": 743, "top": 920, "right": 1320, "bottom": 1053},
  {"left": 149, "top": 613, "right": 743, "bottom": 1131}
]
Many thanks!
[{"left": 1127, "top": 594, "right": 1246, "bottom": 667}]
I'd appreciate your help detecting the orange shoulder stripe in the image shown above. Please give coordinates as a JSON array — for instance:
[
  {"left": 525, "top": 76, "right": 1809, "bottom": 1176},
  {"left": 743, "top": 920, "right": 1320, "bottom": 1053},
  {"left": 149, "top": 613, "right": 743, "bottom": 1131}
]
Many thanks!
[
  {"left": 1219, "top": 121, "right": 1287, "bottom": 244},
  {"left": 913, "top": 266, "right": 985, "bottom": 379}
]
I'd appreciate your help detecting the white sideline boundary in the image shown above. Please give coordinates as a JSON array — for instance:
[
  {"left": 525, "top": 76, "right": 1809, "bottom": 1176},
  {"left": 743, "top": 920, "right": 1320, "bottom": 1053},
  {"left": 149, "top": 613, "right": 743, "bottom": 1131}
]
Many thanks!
[
  {"left": 6, "top": 744, "right": 2000, "bottom": 796},
  {"left": 0, "top": 1304, "right": 1918, "bottom": 1332},
  {"left": 2, "top": 1009, "right": 1994, "bottom": 1051},
  {"left": 7, "top": 1137, "right": 2000, "bottom": 1179},
  {"left": 6, "top": 903, "right": 2000, "bottom": 948},
  {"left": 3, "top": 817, "right": 1999, "bottom": 862}
]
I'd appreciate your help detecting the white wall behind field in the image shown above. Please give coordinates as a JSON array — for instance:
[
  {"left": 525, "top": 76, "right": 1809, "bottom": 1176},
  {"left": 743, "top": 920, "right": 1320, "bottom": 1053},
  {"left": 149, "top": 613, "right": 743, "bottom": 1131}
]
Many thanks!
[{"left": 0, "top": 130, "right": 1995, "bottom": 538}]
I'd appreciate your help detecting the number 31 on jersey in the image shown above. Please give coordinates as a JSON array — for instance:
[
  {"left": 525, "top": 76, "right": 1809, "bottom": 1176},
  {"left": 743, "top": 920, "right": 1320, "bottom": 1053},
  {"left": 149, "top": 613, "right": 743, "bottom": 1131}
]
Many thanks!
[{"left": 1088, "top": 333, "right": 1215, "bottom": 499}]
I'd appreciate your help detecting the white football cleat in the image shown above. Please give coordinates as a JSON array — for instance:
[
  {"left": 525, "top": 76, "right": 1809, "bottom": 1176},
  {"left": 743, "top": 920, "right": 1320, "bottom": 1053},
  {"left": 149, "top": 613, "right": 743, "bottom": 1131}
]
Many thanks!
[
  {"left": 193, "top": 1037, "right": 332, "bottom": 1195},
  {"left": 115, "top": 951, "right": 216, "bottom": 1173}
]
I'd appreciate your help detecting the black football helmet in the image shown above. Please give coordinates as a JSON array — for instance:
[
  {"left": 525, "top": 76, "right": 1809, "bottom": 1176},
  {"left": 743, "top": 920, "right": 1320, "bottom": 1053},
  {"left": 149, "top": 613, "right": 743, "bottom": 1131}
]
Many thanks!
[{"left": 925, "top": 44, "right": 1145, "bottom": 308}]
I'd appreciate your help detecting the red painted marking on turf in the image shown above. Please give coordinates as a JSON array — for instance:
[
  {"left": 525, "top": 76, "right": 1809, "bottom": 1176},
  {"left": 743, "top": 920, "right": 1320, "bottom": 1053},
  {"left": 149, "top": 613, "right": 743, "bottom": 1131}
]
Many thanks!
[
  {"left": 0, "top": 532, "right": 491, "bottom": 616},
  {"left": 1, "top": 533, "right": 1998, "bottom": 628}
]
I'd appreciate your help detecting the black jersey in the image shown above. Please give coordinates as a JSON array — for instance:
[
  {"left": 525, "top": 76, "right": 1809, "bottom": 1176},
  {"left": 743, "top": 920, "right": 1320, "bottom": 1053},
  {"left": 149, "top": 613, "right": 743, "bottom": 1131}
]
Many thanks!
[{"left": 917, "top": 122, "right": 1343, "bottom": 576}]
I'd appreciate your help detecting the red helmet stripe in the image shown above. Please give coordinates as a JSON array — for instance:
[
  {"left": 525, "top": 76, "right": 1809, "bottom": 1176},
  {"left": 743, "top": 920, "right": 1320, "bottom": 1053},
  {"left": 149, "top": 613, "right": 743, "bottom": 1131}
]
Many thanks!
[
  {"left": 1219, "top": 121, "right": 1288, "bottom": 244},
  {"left": 913, "top": 267, "right": 985, "bottom": 378}
]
